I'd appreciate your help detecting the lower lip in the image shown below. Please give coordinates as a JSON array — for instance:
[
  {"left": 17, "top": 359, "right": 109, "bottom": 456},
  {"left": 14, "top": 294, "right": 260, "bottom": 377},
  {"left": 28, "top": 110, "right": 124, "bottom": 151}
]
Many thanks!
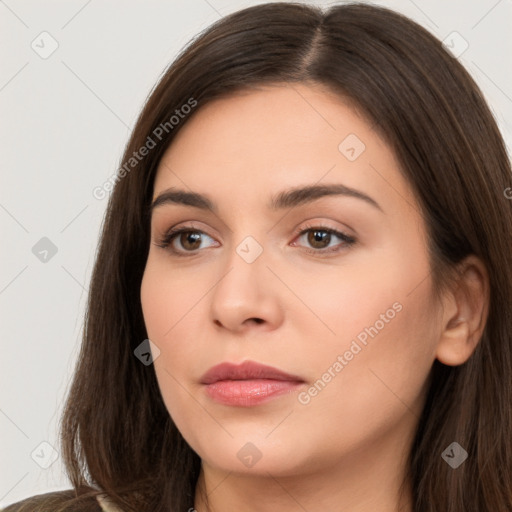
[{"left": 204, "top": 379, "right": 304, "bottom": 406}]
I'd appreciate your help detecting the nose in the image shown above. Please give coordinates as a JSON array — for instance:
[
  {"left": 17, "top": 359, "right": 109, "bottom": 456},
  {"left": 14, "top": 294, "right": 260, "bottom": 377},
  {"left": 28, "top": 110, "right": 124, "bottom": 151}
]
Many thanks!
[{"left": 209, "top": 236, "right": 284, "bottom": 334}]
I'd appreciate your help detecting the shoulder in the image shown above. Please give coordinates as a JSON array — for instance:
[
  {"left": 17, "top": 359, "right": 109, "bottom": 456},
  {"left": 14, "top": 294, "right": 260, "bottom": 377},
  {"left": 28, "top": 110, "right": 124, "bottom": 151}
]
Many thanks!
[{"left": 1, "top": 488, "right": 106, "bottom": 512}]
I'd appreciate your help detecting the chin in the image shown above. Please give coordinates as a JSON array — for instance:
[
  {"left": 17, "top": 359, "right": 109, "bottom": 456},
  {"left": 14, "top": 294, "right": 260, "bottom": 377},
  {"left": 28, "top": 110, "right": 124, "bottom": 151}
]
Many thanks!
[{"left": 187, "top": 428, "right": 312, "bottom": 475}]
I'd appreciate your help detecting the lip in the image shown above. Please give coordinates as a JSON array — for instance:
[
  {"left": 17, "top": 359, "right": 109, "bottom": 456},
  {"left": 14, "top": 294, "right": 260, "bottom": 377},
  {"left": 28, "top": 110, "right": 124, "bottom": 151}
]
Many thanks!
[{"left": 200, "top": 360, "right": 305, "bottom": 407}]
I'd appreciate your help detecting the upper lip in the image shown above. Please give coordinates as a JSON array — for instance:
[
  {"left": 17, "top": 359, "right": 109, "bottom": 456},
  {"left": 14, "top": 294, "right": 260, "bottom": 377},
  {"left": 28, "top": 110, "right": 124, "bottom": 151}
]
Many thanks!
[{"left": 200, "top": 360, "right": 305, "bottom": 384}]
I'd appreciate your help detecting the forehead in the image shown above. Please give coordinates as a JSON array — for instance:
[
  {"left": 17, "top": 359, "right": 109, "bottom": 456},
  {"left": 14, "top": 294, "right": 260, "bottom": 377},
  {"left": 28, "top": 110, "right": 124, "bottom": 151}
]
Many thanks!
[{"left": 152, "top": 83, "right": 417, "bottom": 219}]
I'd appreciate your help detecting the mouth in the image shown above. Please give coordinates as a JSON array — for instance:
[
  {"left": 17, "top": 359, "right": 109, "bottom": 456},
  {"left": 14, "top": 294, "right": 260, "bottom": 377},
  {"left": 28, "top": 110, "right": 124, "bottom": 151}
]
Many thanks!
[{"left": 200, "top": 360, "right": 306, "bottom": 407}]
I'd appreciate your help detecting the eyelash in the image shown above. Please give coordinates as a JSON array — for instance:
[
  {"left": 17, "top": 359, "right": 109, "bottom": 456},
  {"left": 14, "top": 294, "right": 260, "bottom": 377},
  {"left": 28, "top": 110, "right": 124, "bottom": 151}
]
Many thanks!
[{"left": 154, "top": 222, "right": 356, "bottom": 258}]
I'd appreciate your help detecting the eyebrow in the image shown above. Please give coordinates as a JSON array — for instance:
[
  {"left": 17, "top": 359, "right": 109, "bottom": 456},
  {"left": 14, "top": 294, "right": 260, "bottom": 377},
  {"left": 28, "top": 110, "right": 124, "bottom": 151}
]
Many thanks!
[{"left": 149, "top": 183, "right": 383, "bottom": 215}]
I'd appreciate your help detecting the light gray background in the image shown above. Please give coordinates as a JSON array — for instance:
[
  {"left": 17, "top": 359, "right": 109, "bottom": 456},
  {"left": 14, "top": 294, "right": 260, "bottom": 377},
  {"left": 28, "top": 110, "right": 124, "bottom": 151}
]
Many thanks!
[{"left": 1, "top": 0, "right": 511, "bottom": 507}]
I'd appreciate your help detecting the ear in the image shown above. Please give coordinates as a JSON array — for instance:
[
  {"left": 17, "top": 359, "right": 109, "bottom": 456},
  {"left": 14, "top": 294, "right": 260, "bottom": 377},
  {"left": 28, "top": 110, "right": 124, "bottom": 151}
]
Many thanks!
[{"left": 435, "top": 255, "right": 490, "bottom": 366}]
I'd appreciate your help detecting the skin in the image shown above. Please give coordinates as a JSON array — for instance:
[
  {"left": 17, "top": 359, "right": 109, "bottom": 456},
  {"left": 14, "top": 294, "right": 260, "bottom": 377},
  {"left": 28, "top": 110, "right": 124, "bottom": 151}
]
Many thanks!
[{"left": 140, "top": 82, "right": 489, "bottom": 512}]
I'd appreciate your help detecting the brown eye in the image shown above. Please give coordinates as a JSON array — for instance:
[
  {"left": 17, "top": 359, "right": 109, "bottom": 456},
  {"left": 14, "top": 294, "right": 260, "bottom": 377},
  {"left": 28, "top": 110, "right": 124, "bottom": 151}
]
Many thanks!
[
  {"left": 155, "top": 227, "right": 217, "bottom": 256},
  {"left": 177, "top": 231, "right": 203, "bottom": 251},
  {"left": 306, "top": 230, "right": 332, "bottom": 249},
  {"left": 293, "top": 225, "right": 356, "bottom": 255}
]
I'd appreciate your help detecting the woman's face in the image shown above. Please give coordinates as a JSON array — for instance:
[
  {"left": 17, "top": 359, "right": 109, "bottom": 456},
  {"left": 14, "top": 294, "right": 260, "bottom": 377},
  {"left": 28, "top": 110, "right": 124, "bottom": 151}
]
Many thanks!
[{"left": 140, "top": 82, "right": 442, "bottom": 479}]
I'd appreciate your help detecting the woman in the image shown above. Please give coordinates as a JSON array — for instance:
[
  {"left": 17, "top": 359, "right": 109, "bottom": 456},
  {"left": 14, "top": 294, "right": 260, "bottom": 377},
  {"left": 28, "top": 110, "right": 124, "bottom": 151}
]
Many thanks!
[{"left": 3, "top": 2, "right": 511, "bottom": 511}]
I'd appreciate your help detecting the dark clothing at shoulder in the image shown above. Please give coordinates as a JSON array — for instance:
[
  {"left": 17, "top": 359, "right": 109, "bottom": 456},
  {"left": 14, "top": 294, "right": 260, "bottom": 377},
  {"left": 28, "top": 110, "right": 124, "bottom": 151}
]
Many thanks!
[{"left": 1, "top": 489, "right": 102, "bottom": 512}]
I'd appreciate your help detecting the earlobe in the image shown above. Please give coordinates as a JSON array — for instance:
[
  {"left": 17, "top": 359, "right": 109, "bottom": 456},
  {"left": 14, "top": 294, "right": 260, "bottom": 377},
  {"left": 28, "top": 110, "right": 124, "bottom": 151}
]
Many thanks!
[{"left": 435, "top": 255, "right": 490, "bottom": 367}]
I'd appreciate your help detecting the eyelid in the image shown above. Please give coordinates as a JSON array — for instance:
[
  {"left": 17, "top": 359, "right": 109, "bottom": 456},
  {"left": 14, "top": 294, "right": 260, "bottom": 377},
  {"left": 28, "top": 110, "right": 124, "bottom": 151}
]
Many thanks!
[{"left": 290, "top": 219, "right": 355, "bottom": 240}]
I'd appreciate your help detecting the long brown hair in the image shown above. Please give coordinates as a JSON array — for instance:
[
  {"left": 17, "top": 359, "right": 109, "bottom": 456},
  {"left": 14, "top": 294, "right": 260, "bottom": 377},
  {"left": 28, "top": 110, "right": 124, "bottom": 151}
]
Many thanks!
[{"left": 5, "top": 2, "right": 512, "bottom": 511}]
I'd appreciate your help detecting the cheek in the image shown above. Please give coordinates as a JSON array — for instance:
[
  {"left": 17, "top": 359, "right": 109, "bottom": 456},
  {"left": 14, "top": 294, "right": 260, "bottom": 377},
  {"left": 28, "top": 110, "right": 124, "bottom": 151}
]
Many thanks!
[
  {"left": 140, "top": 256, "right": 201, "bottom": 341},
  {"left": 140, "top": 266, "right": 173, "bottom": 339},
  {"left": 294, "top": 242, "right": 438, "bottom": 408},
  {"left": 140, "top": 259, "right": 205, "bottom": 376},
  {"left": 298, "top": 263, "right": 438, "bottom": 437},
  {"left": 140, "top": 263, "right": 205, "bottom": 430},
  {"left": 140, "top": 254, "right": 219, "bottom": 363}
]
